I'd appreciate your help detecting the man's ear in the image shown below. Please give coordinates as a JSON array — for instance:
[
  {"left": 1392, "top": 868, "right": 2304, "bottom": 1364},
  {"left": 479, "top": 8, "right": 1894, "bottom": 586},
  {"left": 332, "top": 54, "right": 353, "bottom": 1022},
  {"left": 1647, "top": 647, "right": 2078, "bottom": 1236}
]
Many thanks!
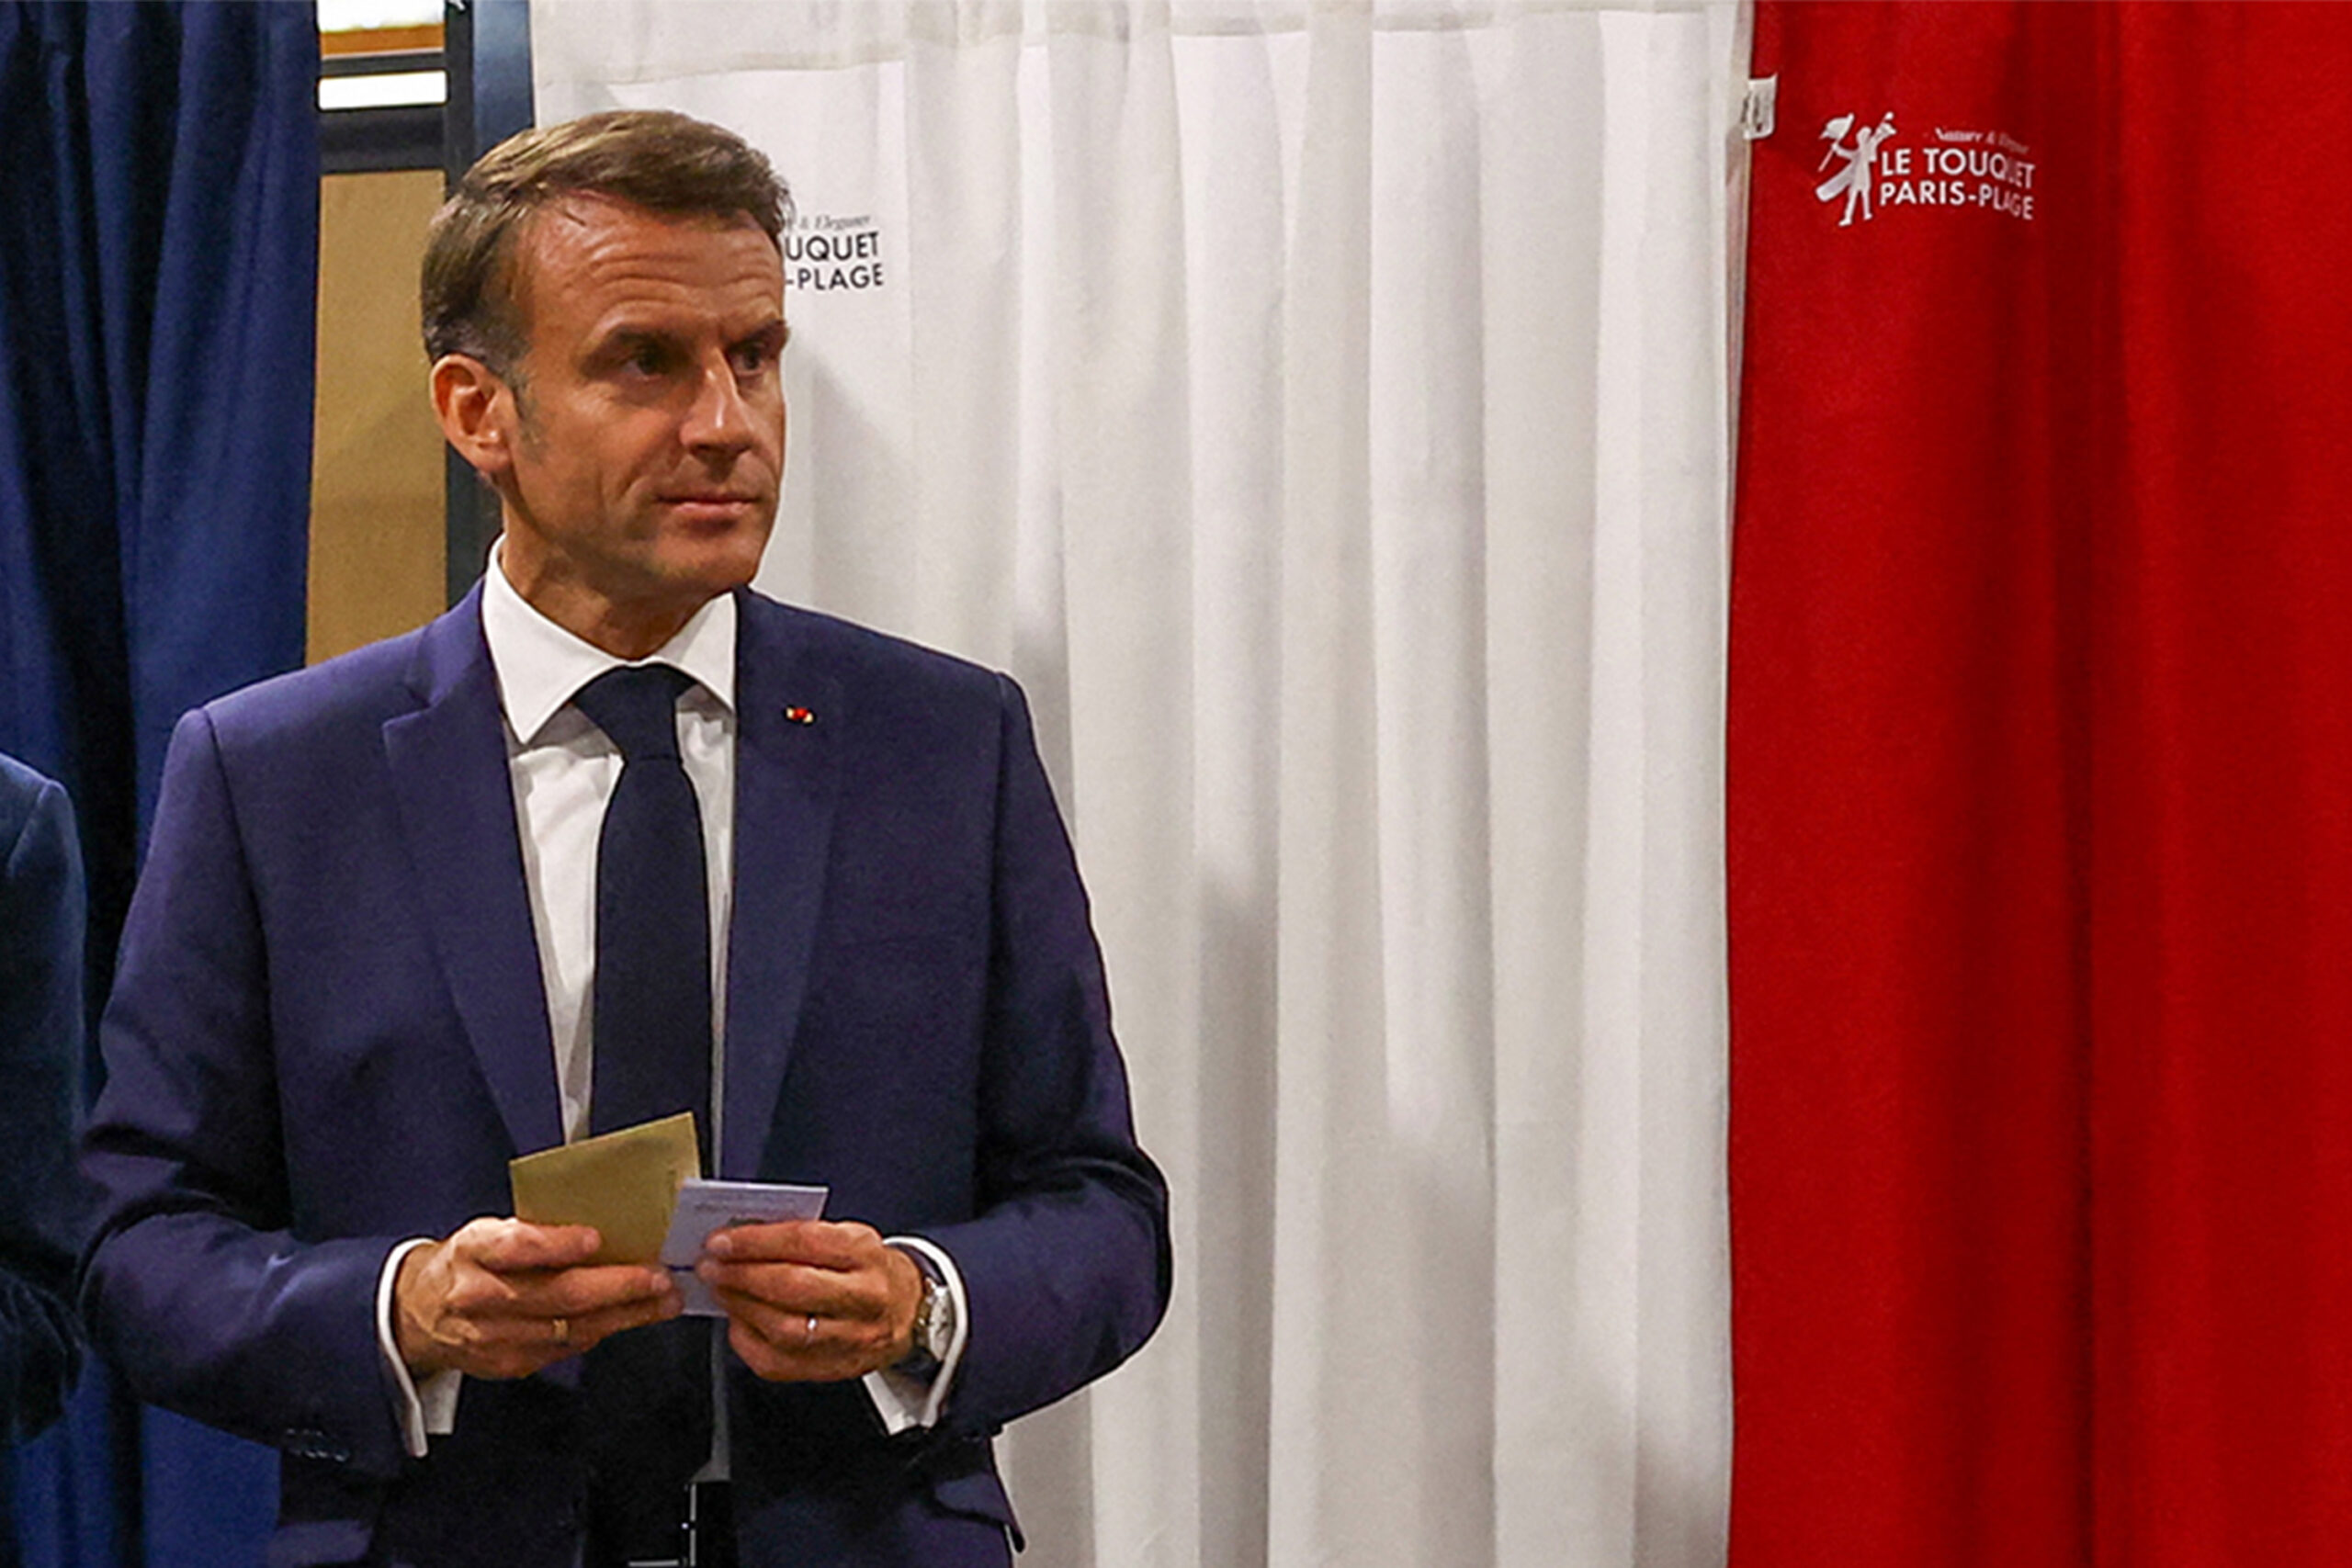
[{"left": 431, "top": 355, "right": 516, "bottom": 479}]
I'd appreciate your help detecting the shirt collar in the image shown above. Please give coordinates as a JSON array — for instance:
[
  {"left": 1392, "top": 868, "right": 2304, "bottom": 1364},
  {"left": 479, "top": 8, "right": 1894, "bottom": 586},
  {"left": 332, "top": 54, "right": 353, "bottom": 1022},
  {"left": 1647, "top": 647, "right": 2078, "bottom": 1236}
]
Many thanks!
[{"left": 480, "top": 543, "right": 739, "bottom": 745}]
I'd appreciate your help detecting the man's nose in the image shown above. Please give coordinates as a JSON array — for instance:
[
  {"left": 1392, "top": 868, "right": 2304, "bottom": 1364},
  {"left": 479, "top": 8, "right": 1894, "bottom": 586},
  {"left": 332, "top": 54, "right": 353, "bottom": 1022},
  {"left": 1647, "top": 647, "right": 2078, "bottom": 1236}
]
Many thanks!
[{"left": 682, "top": 356, "right": 755, "bottom": 452}]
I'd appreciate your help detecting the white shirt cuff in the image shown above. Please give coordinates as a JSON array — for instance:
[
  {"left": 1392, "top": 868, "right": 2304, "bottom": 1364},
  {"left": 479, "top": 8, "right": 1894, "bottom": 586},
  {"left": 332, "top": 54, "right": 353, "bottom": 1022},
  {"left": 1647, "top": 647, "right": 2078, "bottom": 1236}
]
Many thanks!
[
  {"left": 861, "top": 1235, "right": 969, "bottom": 1434},
  {"left": 377, "top": 1237, "right": 463, "bottom": 1459}
]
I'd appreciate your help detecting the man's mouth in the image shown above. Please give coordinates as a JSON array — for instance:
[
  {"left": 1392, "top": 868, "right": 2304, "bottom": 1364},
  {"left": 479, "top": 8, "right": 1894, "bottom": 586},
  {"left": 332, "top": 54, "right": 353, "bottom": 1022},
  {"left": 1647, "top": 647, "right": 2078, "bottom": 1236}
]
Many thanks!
[{"left": 660, "top": 491, "right": 768, "bottom": 521}]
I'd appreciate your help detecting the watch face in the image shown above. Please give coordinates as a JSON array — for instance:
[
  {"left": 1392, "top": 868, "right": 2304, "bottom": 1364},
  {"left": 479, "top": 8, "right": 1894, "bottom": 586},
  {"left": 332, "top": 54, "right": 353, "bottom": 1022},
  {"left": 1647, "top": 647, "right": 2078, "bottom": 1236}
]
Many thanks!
[{"left": 921, "top": 1280, "right": 954, "bottom": 1357}]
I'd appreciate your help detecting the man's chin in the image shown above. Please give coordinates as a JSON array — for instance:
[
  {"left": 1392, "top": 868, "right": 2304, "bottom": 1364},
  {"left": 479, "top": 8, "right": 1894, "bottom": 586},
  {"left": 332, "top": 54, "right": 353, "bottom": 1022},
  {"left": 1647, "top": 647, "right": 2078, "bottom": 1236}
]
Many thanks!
[{"left": 659, "top": 525, "right": 773, "bottom": 592}]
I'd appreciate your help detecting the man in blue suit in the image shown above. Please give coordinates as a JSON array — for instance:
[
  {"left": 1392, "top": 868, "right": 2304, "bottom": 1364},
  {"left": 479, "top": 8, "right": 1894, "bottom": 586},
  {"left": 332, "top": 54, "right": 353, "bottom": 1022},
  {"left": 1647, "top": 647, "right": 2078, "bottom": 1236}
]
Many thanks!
[
  {"left": 80, "top": 111, "right": 1168, "bottom": 1567},
  {"left": 1, "top": 751, "right": 85, "bottom": 1555}
]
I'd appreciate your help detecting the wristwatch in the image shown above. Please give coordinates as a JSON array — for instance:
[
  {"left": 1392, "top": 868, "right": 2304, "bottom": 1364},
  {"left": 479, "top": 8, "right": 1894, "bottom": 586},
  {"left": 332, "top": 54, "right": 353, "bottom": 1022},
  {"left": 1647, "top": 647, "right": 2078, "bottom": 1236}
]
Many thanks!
[{"left": 897, "top": 1247, "right": 956, "bottom": 1379}]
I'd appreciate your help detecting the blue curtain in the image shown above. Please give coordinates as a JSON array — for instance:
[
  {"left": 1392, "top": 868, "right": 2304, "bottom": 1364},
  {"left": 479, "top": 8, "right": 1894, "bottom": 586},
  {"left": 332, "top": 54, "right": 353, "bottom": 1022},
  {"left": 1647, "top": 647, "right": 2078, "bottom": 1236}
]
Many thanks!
[{"left": 0, "top": 3, "right": 317, "bottom": 1563}]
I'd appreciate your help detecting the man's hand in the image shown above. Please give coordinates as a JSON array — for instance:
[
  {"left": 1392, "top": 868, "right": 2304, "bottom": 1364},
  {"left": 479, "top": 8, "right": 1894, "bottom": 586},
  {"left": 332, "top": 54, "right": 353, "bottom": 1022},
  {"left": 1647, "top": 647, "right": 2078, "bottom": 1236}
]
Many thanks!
[
  {"left": 697, "top": 1220, "right": 922, "bottom": 1382},
  {"left": 393, "top": 1217, "right": 681, "bottom": 1380}
]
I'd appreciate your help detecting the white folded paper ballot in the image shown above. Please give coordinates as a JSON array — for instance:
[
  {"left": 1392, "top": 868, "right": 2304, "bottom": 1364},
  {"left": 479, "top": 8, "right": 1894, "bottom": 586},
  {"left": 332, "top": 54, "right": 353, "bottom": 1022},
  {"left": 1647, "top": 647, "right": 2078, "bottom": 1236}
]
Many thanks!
[{"left": 658, "top": 1178, "right": 831, "bottom": 1316}]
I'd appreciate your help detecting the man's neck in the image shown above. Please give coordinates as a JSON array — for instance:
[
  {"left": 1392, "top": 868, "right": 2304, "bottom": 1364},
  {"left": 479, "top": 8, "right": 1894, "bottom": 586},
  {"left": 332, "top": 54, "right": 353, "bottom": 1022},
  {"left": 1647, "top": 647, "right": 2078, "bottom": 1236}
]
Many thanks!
[{"left": 497, "top": 554, "right": 707, "bottom": 660}]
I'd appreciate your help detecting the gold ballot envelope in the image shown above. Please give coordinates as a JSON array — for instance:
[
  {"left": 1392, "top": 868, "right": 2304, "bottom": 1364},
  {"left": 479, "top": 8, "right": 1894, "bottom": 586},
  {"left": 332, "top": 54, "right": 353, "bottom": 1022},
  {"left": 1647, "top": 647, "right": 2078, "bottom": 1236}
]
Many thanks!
[{"left": 507, "top": 1111, "right": 699, "bottom": 1265}]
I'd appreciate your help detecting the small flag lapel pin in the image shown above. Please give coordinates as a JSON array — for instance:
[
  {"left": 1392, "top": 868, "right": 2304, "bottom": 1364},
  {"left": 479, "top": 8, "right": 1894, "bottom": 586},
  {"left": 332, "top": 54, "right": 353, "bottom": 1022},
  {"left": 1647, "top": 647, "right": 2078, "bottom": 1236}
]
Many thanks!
[{"left": 784, "top": 705, "right": 818, "bottom": 726}]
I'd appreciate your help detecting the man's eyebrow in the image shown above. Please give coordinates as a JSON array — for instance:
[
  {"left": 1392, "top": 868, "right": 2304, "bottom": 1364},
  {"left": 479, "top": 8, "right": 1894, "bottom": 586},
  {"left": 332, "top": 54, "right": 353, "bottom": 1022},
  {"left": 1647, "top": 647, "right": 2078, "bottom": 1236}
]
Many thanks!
[
  {"left": 584, "top": 318, "right": 786, "bottom": 364},
  {"left": 593, "top": 324, "right": 680, "bottom": 356},
  {"left": 738, "top": 318, "right": 790, "bottom": 351}
]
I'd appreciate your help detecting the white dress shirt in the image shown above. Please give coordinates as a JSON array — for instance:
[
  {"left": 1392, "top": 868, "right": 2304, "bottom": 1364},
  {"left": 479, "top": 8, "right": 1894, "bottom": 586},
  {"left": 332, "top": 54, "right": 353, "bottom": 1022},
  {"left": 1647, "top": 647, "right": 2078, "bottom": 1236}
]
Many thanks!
[{"left": 376, "top": 549, "right": 967, "bottom": 1460}]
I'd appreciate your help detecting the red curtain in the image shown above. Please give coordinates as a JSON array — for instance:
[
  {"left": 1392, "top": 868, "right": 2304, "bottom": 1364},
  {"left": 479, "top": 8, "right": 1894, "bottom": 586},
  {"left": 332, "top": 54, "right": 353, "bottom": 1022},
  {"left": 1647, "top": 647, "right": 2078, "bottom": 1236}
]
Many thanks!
[{"left": 1731, "top": 4, "right": 2352, "bottom": 1564}]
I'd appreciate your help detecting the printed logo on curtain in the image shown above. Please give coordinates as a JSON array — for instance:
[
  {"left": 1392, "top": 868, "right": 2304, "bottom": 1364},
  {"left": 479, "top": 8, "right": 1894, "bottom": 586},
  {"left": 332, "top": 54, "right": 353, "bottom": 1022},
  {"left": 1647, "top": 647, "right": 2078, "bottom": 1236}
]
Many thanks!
[
  {"left": 1815, "top": 111, "right": 2041, "bottom": 224},
  {"left": 784, "top": 212, "right": 891, "bottom": 293}
]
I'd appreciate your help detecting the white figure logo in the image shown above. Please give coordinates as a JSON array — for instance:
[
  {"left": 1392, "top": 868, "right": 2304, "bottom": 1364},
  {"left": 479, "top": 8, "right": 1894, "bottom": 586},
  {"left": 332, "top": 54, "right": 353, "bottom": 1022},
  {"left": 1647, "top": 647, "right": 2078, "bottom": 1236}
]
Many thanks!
[{"left": 1816, "top": 112, "right": 1896, "bottom": 226}]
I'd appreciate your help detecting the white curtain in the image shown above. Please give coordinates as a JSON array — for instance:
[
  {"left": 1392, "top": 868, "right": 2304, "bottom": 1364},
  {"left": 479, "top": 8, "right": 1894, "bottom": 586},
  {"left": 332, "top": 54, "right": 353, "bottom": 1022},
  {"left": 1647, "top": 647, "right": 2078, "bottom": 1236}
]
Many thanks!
[{"left": 534, "top": 4, "right": 1744, "bottom": 1563}]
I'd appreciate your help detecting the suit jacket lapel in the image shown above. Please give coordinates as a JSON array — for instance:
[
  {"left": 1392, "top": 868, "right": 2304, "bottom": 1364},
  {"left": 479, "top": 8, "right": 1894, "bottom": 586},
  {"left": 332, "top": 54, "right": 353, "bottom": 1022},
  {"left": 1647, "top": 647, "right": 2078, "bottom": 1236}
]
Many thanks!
[
  {"left": 721, "top": 595, "right": 842, "bottom": 1179},
  {"left": 381, "top": 588, "right": 564, "bottom": 1158}
]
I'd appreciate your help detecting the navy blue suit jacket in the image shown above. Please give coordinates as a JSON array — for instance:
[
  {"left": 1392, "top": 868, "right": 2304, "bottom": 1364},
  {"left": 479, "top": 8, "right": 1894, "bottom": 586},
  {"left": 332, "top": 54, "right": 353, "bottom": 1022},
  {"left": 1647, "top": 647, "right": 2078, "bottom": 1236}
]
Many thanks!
[
  {"left": 0, "top": 752, "right": 85, "bottom": 1451},
  {"left": 80, "top": 590, "right": 1170, "bottom": 1567}
]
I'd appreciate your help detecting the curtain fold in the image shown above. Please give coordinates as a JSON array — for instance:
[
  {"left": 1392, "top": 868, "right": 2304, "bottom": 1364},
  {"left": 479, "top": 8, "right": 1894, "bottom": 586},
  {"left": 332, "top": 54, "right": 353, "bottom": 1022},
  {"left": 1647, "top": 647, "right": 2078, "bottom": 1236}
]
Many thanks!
[
  {"left": 536, "top": 3, "right": 1743, "bottom": 1563},
  {"left": 1731, "top": 9, "right": 2097, "bottom": 1559},
  {"left": 0, "top": 4, "right": 316, "bottom": 1564}
]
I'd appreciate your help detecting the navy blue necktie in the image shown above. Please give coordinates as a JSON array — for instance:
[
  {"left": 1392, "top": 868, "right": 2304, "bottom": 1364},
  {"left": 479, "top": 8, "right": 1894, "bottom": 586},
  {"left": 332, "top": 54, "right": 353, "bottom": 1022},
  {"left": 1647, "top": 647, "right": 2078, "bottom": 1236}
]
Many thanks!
[
  {"left": 573, "top": 663, "right": 713, "bottom": 1163},
  {"left": 571, "top": 664, "right": 716, "bottom": 1546}
]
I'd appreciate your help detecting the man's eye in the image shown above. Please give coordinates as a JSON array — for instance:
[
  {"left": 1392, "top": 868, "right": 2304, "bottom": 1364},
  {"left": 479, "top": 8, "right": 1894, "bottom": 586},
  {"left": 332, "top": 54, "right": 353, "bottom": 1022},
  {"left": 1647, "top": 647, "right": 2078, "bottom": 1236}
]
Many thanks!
[
  {"left": 730, "top": 344, "right": 773, "bottom": 377},
  {"left": 605, "top": 340, "right": 675, "bottom": 378}
]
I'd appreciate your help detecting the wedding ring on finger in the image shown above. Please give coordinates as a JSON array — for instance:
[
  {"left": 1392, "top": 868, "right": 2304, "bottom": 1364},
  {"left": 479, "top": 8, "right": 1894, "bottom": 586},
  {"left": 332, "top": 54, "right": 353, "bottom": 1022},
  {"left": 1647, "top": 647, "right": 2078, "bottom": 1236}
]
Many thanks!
[
  {"left": 550, "top": 1316, "right": 571, "bottom": 1347},
  {"left": 803, "top": 1314, "right": 818, "bottom": 1347}
]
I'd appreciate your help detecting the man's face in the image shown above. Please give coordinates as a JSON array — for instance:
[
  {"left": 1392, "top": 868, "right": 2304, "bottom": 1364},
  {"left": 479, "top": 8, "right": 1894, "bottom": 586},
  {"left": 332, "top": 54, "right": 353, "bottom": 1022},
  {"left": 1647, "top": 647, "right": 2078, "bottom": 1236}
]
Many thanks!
[{"left": 482, "top": 195, "right": 787, "bottom": 649}]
